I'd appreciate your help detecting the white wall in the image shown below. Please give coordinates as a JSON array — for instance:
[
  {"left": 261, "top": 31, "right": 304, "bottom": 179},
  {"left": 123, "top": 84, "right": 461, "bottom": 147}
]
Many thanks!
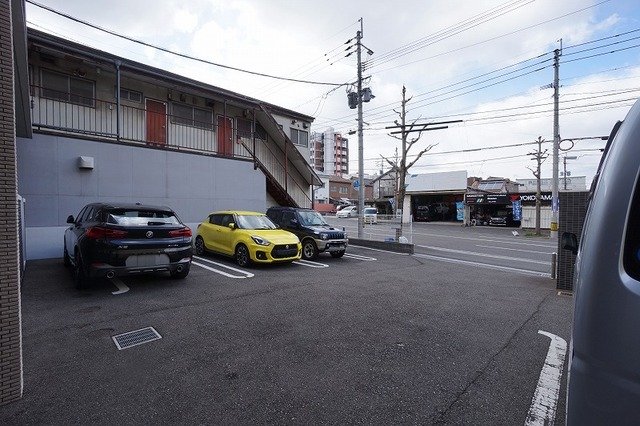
[
  {"left": 521, "top": 206, "right": 552, "bottom": 229},
  {"left": 18, "top": 133, "right": 267, "bottom": 259}
]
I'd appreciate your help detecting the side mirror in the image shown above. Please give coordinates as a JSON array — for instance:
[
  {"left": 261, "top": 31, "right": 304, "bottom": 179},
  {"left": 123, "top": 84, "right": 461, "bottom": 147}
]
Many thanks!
[
  {"left": 66, "top": 215, "right": 75, "bottom": 224},
  {"left": 562, "top": 232, "right": 578, "bottom": 255},
  {"left": 289, "top": 218, "right": 298, "bottom": 227},
  {"left": 228, "top": 222, "right": 236, "bottom": 230}
]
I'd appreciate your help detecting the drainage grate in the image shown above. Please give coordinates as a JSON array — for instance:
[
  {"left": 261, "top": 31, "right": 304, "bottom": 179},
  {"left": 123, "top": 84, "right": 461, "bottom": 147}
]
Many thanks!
[{"left": 112, "top": 327, "right": 162, "bottom": 350}]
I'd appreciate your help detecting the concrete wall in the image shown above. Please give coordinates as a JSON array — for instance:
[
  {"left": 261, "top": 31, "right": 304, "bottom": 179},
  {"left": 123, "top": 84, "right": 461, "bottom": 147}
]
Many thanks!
[{"left": 17, "top": 133, "right": 267, "bottom": 259}]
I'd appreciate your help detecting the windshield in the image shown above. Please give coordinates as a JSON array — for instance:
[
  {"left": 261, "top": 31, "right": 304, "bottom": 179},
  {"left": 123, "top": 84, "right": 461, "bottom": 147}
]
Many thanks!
[
  {"left": 298, "top": 211, "right": 328, "bottom": 226},
  {"left": 235, "top": 214, "right": 277, "bottom": 230},
  {"left": 364, "top": 208, "right": 377, "bottom": 214},
  {"left": 106, "top": 209, "right": 180, "bottom": 226}
]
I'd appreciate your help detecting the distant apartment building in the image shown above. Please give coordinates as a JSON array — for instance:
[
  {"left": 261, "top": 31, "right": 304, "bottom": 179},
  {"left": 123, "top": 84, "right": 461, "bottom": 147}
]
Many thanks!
[{"left": 309, "top": 127, "right": 349, "bottom": 175}]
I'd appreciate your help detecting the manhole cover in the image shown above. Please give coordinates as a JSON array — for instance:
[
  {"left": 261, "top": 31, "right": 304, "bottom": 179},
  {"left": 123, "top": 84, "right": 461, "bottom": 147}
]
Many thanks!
[{"left": 112, "top": 327, "right": 161, "bottom": 350}]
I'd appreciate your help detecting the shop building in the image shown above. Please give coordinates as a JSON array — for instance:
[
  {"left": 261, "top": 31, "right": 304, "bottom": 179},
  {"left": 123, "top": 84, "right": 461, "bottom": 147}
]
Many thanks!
[{"left": 405, "top": 171, "right": 468, "bottom": 223}]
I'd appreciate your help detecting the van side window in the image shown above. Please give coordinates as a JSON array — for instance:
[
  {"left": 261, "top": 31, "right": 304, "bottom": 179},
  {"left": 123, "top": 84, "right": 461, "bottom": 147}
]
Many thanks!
[{"left": 624, "top": 175, "right": 640, "bottom": 281}]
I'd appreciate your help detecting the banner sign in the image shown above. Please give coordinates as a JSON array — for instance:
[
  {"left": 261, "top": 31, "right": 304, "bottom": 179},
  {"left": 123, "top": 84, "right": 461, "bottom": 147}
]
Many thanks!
[
  {"left": 512, "top": 200, "right": 522, "bottom": 221},
  {"left": 456, "top": 201, "right": 464, "bottom": 221}
]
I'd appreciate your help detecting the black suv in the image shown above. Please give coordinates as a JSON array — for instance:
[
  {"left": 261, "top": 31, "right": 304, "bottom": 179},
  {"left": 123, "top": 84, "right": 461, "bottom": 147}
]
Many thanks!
[
  {"left": 266, "top": 207, "right": 348, "bottom": 259},
  {"left": 64, "top": 203, "right": 193, "bottom": 288}
]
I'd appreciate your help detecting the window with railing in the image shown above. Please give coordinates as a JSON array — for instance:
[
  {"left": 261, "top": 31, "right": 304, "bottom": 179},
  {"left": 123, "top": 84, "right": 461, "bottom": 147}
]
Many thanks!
[
  {"left": 41, "top": 69, "right": 95, "bottom": 107},
  {"left": 118, "top": 87, "right": 143, "bottom": 103},
  {"left": 171, "top": 102, "right": 213, "bottom": 129}
]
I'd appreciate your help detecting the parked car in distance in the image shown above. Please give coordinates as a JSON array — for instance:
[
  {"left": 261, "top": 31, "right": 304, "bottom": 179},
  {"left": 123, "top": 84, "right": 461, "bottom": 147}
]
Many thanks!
[
  {"left": 414, "top": 205, "right": 432, "bottom": 222},
  {"left": 489, "top": 210, "right": 520, "bottom": 227},
  {"left": 336, "top": 205, "right": 357, "bottom": 218},
  {"left": 194, "top": 211, "right": 301, "bottom": 267},
  {"left": 64, "top": 203, "right": 193, "bottom": 288},
  {"left": 363, "top": 207, "right": 378, "bottom": 224},
  {"left": 266, "top": 206, "right": 348, "bottom": 259},
  {"left": 563, "top": 98, "right": 640, "bottom": 423}
]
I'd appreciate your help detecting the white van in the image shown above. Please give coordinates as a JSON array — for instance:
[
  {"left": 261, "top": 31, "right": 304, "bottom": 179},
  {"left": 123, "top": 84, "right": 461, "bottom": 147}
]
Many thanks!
[{"left": 563, "top": 98, "right": 640, "bottom": 423}]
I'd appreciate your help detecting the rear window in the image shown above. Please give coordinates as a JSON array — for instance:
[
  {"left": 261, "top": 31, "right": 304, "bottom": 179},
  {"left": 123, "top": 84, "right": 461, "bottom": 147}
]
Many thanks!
[
  {"left": 624, "top": 172, "right": 640, "bottom": 281},
  {"left": 105, "top": 209, "right": 181, "bottom": 226}
]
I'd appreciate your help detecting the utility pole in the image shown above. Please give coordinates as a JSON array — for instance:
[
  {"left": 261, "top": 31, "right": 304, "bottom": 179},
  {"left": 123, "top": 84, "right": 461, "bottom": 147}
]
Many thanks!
[
  {"left": 356, "top": 19, "right": 364, "bottom": 238},
  {"left": 550, "top": 44, "right": 561, "bottom": 238},
  {"left": 527, "top": 136, "right": 548, "bottom": 236}
]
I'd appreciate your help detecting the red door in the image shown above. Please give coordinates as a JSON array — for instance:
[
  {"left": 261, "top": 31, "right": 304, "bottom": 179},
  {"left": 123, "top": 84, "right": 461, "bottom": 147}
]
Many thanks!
[
  {"left": 217, "top": 116, "right": 233, "bottom": 156},
  {"left": 146, "top": 99, "right": 167, "bottom": 145}
]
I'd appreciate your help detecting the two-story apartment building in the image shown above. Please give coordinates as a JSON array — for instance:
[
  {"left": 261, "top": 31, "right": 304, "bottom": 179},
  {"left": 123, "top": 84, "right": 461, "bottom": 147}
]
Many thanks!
[{"left": 17, "top": 28, "right": 322, "bottom": 259}]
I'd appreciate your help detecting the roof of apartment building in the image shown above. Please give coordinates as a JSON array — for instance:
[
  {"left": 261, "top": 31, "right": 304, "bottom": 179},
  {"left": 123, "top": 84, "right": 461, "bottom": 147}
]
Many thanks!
[{"left": 26, "top": 28, "right": 315, "bottom": 123}]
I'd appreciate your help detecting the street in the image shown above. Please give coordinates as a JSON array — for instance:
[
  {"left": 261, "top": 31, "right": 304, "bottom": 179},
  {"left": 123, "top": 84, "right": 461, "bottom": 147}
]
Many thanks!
[{"left": 327, "top": 218, "right": 557, "bottom": 277}]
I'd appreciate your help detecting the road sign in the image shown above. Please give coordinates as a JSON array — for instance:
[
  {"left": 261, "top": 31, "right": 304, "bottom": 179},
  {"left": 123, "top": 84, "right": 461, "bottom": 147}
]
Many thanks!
[{"left": 353, "top": 180, "right": 360, "bottom": 189}]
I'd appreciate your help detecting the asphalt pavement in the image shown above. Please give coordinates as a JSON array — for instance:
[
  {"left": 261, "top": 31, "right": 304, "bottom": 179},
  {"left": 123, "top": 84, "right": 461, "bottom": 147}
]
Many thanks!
[{"left": 0, "top": 228, "right": 572, "bottom": 425}]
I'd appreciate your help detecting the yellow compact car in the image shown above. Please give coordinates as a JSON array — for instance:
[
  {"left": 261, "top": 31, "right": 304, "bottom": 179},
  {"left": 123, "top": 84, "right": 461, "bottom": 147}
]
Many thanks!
[{"left": 194, "top": 211, "right": 301, "bottom": 266}]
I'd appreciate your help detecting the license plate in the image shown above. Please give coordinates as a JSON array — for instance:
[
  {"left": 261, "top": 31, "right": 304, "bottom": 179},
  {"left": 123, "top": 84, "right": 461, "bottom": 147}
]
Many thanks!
[
  {"left": 327, "top": 244, "right": 345, "bottom": 252},
  {"left": 125, "top": 254, "right": 170, "bottom": 267}
]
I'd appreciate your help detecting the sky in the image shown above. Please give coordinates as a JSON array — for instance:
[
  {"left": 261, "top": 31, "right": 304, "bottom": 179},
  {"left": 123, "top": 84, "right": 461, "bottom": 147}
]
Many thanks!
[{"left": 24, "top": 0, "right": 640, "bottom": 185}]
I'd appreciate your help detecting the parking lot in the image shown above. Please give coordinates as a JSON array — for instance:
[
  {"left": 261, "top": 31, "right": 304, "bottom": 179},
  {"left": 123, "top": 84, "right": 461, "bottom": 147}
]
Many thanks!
[{"left": 1, "top": 225, "right": 572, "bottom": 425}]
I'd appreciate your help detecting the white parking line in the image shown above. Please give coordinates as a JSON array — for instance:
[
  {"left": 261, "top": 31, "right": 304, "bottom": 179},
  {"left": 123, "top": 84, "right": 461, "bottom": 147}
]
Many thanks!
[
  {"left": 413, "top": 232, "right": 556, "bottom": 248},
  {"left": 415, "top": 245, "right": 550, "bottom": 265},
  {"left": 293, "top": 259, "right": 329, "bottom": 268},
  {"left": 412, "top": 253, "right": 550, "bottom": 277},
  {"left": 192, "top": 256, "right": 254, "bottom": 278},
  {"left": 525, "top": 331, "right": 567, "bottom": 426},
  {"left": 475, "top": 244, "right": 553, "bottom": 255},
  {"left": 110, "top": 278, "right": 129, "bottom": 295},
  {"left": 343, "top": 253, "right": 377, "bottom": 261}
]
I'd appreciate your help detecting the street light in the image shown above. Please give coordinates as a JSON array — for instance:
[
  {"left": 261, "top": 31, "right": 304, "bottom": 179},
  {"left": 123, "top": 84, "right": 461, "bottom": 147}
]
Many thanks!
[{"left": 563, "top": 155, "right": 577, "bottom": 190}]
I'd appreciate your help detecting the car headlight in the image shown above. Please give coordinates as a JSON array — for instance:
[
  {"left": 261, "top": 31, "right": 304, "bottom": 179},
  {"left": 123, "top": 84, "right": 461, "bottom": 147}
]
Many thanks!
[{"left": 251, "top": 236, "right": 271, "bottom": 246}]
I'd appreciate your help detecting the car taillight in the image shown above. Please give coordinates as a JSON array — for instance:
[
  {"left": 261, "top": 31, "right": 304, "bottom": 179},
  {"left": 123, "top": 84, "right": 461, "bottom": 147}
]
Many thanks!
[
  {"left": 85, "top": 226, "right": 128, "bottom": 239},
  {"left": 169, "top": 227, "right": 192, "bottom": 237}
]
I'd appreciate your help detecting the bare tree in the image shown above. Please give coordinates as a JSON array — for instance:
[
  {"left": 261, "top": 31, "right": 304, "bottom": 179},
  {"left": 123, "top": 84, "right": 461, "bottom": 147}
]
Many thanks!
[{"left": 381, "top": 86, "right": 437, "bottom": 240}]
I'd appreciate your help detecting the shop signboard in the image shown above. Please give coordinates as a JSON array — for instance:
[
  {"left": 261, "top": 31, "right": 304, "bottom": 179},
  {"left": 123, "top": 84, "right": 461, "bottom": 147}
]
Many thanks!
[
  {"left": 518, "top": 192, "right": 553, "bottom": 206},
  {"left": 486, "top": 194, "right": 508, "bottom": 204},
  {"left": 465, "top": 194, "right": 484, "bottom": 204}
]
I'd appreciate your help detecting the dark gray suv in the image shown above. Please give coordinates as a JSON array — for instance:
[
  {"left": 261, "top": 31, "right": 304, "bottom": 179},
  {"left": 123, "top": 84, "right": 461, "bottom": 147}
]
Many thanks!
[{"left": 266, "top": 207, "right": 348, "bottom": 260}]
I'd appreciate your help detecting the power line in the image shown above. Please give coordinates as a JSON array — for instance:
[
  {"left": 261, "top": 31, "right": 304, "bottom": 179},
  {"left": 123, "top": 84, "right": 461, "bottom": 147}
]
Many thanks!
[
  {"left": 365, "top": 0, "right": 611, "bottom": 75},
  {"left": 26, "top": 0, "right": 343, "bottom": 86},
  {"left": 365, "top": 0, "right": 533, "bottom": 69}
]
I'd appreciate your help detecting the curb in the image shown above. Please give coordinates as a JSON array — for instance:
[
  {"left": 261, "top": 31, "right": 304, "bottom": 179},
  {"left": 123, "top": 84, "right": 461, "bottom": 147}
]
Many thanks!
[{"left": 348, "top": 238, "right": 414, "bottom": 254}]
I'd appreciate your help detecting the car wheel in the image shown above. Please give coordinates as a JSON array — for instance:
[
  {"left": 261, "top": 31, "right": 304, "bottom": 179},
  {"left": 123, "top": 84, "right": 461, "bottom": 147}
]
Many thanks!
[
  {"left": 330, "top": 250, "right": 345, "bottom": 258},
  {"left": 302, "top": 239, "right": 318, "bottom": 260},
  {"left": 170, "top": 263, "right": 190, "bottom": 279},
  {"left": 235, "top": 244, "right": 250, "bottom": 267},
  {"left": 63, "top": 241, "right": 71, "bottom": 268},
  {"left": 194, "top": 236, "right": 205, "bottom": 256},
  {"left": 73, "top": 250, "right": 88, "bottom": 290}
]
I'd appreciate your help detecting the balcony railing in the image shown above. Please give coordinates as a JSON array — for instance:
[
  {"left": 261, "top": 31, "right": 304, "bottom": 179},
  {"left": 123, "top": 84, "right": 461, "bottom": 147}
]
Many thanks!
[{"left": 30, "top": 86, "right": 312, "bottom": 207}]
